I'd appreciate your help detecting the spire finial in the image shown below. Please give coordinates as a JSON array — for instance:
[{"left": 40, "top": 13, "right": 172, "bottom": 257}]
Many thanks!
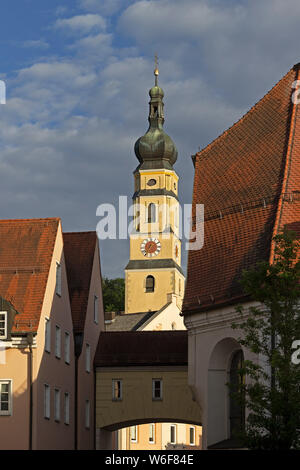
[{"left": 154, "top": 54, "right": 159, "bottom": 86}]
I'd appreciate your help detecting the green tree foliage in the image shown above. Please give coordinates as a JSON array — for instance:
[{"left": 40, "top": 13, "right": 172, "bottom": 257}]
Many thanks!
[
  {"left": 232, "top": 229, "right": 300, "bottom": 449},
  {"left": 102, "top": 277, "right": 125, "bottom": 312}
]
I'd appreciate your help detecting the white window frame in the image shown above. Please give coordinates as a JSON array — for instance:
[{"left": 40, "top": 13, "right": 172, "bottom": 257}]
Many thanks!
[
  {"left": 130, "top": 425, "right": 138, "bottom": 443},
  {"left": 44, "top": 384, "right": 50, "bottom": 419},
  {"left": 64, "top": 331, "right": 70, "bottom": 364},
  {"left": 0, "top": 380, "right": 12, "bottom": 416},
  {"left": 64, "top": 392, "right": 70, "bottom": 425},
  {"left": 94, "top": 295, "right": 99, "bottom": 324},
  {"left": 86, "top": 343, "right": 91, "bottom": 373},
  {"left": 170, "top": 424, "right": 177, "bottom": 444},
  {"left": 112, "top": 379, "right": 122, "bottom": 401},
  {"left": 54, "top": 388, "right": 61, "bottom": 422},
  {"left": 149, "top": 423, "right": 155, "bottom": 444},
  {"left": 55, "top": 325, "right": 61, "bottom": 359},
  {"left": 56, "top": 262, "right": 62, "bottom": 297},
  {"left": 152, "top": 378, "right": 163, "bottom": 401},
  {"left": 85, "top": 400, "right": 90, "bottom": 429},
  {"left": 45, "top": 318, "right": 51, "bottom": 353},
  {"left": 0, "top": 312, "right": 7, "bottom": 340},
  {"left": 189, "top": 426, "right": 196, "bottom": 445}
]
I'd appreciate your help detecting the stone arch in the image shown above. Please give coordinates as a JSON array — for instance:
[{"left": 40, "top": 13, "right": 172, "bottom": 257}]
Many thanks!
[{"left": 207, "top": 337, "right": 243, "bottom": 446}]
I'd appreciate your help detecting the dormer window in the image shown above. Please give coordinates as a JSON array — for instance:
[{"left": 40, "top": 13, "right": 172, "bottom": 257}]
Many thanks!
[{"left": 0, "top": 312, "right": 7, "bottom": 339}]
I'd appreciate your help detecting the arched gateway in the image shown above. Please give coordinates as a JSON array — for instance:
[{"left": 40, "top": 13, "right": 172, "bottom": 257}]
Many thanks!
[{"left": 94, "top": 331, "right": 202, "bottom": 449}]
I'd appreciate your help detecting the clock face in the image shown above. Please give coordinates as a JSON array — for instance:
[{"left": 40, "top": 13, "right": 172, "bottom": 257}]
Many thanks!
[{"left": 140, "top": 238, "right": 161, "bottom": 257}]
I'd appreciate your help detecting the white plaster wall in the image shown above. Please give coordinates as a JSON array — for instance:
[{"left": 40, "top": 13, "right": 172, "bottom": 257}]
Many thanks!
[{"left": 185, "top": 301, "right": 259, "bottom": 449}]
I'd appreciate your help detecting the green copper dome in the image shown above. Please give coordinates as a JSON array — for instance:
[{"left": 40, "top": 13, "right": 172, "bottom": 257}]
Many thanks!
[
  {"left": 134, "top": 68, "right": 177, "bottom": 169},
  {"left": 149, "top": 85, "right": 164, "bottom": 99}
]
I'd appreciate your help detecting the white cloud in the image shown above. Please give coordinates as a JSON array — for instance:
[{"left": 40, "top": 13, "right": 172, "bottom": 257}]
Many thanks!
[
  {"left": 54, "top": 14, "right": 106, "bottom": 34},
  {"left": 3, "top": 0, "right": 300, "bottom": 277},
  {"left": 78, "top": 0, "right": 131, "bottom": 16},
  {"left": 22, "top": 39, "right": 49, "bottom": 49}
]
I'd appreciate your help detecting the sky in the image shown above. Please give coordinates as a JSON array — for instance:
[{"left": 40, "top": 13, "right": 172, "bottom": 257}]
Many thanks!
[{"left": 0, "top": 0, "right": 300, "bottom": 278}]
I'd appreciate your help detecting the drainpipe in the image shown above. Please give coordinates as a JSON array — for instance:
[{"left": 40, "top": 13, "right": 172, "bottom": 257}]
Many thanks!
[{"left": 26, "top": 332, "right": 34, "bottom": 450}]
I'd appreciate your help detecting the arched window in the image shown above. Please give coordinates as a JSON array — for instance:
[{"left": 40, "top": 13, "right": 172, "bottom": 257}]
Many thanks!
[
  {"left": 148, "top": 203, "right": 156, "bottom": 223},
  {"left": 145, "top": 275, "right": 155, "bottom": 293}
]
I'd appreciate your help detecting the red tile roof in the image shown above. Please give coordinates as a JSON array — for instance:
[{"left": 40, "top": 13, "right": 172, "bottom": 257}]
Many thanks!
[
  {"left": 63, "top": 231, "right": 97, "bottom": 333},
  {"left": 183, "top": 63, "right": 300, "bottom": 315},
  {"left": 0, "top": 218, "right": 60, "bottom": 332},
  {"left": 94, "top": 331, "right": 188, "bottom": 367}
]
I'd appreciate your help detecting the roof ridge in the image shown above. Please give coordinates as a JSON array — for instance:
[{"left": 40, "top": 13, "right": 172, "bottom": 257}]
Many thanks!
[
  {"left": 0, "top": 217, "right": 60, "bottom": 224},
  {"left": 195, "top": 64, "right": 296, "bottom": 159},
  {"left": 63, "top": 230, "right": 96, "bottom": 235}
]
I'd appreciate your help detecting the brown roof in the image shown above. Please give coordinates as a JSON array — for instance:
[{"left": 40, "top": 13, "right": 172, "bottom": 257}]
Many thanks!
[
  {"left": 183, "top": 63, "right": 300, "bottom": 314},
  {"left": 0, "top": 218, "right": 60, "bottom": 332},
  {"left": 94, "top": 331, "right": 188, "bottom": 367},
  {"left": 63, "top": 231, "right": 97, "bottom": 333}
]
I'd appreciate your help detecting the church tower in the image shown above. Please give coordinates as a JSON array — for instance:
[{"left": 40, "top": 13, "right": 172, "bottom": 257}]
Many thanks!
[{"left": 125, "top": 61, "right": 185, "bottom": 314}]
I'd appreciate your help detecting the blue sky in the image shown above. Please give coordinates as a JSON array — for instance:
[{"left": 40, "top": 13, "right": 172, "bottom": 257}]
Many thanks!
[{"left": 0, "top": 0, "right": 300, "bottom": 278}]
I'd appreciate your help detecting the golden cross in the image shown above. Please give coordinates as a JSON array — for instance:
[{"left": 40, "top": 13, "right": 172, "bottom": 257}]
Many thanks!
[{"left": 154, "top": 54, "right": 159, "bottom": 85}]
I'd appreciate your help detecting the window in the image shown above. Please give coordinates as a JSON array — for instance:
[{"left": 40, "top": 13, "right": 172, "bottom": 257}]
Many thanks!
[
  {"left": 54, "top": 388, "right": 60, "bottom": 422},
  {"left": 147, "top": 203, "right": 156, "bottom": 223},
  {"left": 170, "top": 424, "right": 176, "bottom": 444},
  {"left": 85, "top": 400, "right": 90, "bottom": 429},
  {"left": 152, "top": 379, "right": 163, "bottom": 401},
  {"left": 149, "top": 423, "right": 155, "bottom": 443},
  {"left": 45, "top": 318, "right": 51, "bottom": 353},
  {"left": 130, "top": 426, "right": 137, "bottom": 443},
  {"left": 56, "top": 262, "right": 62, "bottom": 296},
  {"left": 112, "top": 379, "right": 122, "bottom": 401},
  {"left": 55, "top": 325, "right": 61, "bottom": 359},
  {"left": 64, "top": 332, "right": 70, "bottom": 364},
  {"left": 86, "top": 343, "right": 91, "bottom": 373},
  {"left": 64, "top": 392, "right": 70, "bottom": 425},
  {"left": 94, "top": 295, "right": 99, "bottom": 324},
  {"left": 146, "top": 275, "right": 155, "bottom": 293},
  {"left": 54, "top": 388, "right": 60, "bottom": 421},
  {"left": 44, "top": 384, "right": 50, "bottom": 419},
  {"left": 0, "top": 380, "right": 12, "bottom": 415},
  {"left": 0, "top": 312, "right": 7, "bottom": 339},
  {"left": 189, "top": 426, "right": 195, "bottom": 445}
]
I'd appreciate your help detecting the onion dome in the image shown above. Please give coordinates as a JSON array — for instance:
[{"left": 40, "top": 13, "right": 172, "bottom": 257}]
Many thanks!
[{"left": 134, "top": 61, "right": 178, "bottom": 169}]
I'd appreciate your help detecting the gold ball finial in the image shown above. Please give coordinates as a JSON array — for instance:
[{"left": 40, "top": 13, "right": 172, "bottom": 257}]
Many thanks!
[{"left": 154, "top": 54, "right": 159, "bottom": 77}]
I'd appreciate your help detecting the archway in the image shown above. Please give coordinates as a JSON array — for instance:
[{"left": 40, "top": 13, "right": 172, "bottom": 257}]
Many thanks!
[{"left": 207, "top": 337, "right": 243, "bottom": 447}]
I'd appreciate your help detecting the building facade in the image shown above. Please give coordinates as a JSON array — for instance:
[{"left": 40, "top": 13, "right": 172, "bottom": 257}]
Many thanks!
[
  {"left": 0, "top": 219, "right": 104, "bottom": 449},
  {"left": 182, "top": 63, "right": 300, "bottom": 449}
]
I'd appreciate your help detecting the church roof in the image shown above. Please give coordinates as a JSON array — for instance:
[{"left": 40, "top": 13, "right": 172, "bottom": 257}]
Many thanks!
[
  {"left": 105, "top": 310, "right": 157, "bottom": 331},
  {"left": 183, "top": 63, "right": 300, "bottom": 315},
  {"left": 0, "top": 218, "right": 59, "bottom": 332},
  {"left": 94, "top": 331, "right": 188, "bottom": 367},
  {"left": 63, "top": 231, "right": 98, "bottom": 333}
]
